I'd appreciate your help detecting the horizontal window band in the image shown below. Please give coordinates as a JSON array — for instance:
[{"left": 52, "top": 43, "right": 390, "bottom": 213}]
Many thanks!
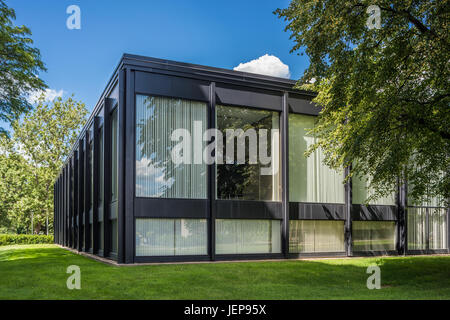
[
  {"left": 214, "top": 200, "right": 282, "bottom": 219},
  {"left": 135, "top": 198, "right": 209, "bottom": 218},
  {"left": 351, "top": 204, "right": 398, "bottom": 221},
  {"left": 289, "top": 202, "right": 345, "bottom": 220}
]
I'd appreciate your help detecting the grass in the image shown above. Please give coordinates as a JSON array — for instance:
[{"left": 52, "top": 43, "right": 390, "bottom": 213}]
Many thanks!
[{"left": 0, "top": 244, "right": 449, "bottom": 299}]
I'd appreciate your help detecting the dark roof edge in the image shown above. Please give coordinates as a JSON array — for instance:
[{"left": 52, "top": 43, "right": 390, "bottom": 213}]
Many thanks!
[{"left": 122, "top": 53, "right": 315, "bottom": 96}]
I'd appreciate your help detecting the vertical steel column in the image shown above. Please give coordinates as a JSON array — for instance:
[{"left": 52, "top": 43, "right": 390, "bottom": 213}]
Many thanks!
[
  {"left": 65, "top": 164, "right": 69, "bottom": 246},
  {"left": 397, "top": 180, "right": 407, "bottom": 255},
  {"left": 281, "top": 92, "right": 289, "bottom": 257},
  {"left": 68, "top": 158, "right": 73, "bottom": 248},
  {"left": 103, "top": 98, "right": 113, "bottom": 258},
  {"left": 447, "top": 204, "right": 450, "bottom": 253},
  {"left": 425, "top": 207, "right": 430, "bottom": 252},
  {"left": 73, "top": 151, "right": 78, "bottom": 250},
  {"left": 77, "top": 139, "right": 84, "bottom": 251},
  {"left": 92, "top": 117, "right": 100, "bottom": 253},
  {"left": 345, "top": 166, "right": 353, "bottom": 256},
  {"left": 84, "top": 132, "right": 90, "bottom": 252},
  {"left": 122, "top": 68, "right": 135, "bottom": 264},
  {"left": 208, "top": 82, "right": 216, "bottom": 261}
]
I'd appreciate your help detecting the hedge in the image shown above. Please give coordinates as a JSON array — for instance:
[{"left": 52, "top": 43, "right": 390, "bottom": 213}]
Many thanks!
[{"left": 0, "top": 234, "right": 54, "bottom": 246}]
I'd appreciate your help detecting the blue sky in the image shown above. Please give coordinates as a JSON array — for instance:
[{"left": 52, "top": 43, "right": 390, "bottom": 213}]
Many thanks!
[{"left": 6, "top": 0, "right": 309, "bottom": 115}]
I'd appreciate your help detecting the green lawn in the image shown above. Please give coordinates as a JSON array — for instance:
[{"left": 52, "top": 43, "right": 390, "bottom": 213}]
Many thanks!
[{"left": 0, "top": 244, "right": 449, "bottom": 299}]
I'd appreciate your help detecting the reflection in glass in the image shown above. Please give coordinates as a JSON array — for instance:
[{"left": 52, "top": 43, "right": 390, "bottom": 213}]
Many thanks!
[
  {"left": 289, "top": 220, "right": 344, "bottom": 253},
  {"left": 216, "top": 105, "right": 280, "bottom": 201},
  {"left": 135, "top": 95, "right": 207, "bottom": 198},
  {"left": 136, "top": 218, "right": 207, "bottom": 256},
  {"left": 352, "top": 174, "right": 396, "bottom": 205},
  {"left": 289, "top": 114, "right": 344, "bottom": 203},
  {"left": 352, "top": 221, "right": 396, "bottom": 251},
  {"left": 215, "top": 219, "right": 281, "bottom": 254}
]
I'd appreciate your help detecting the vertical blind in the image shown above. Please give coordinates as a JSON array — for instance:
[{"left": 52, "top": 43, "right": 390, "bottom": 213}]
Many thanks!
[
  {"left": 429, "top": 208, "right": 447, "bottom": 249},
  {"left": 135, "top": 95, "right": 207, "bottom": 199},
  {"left": 407, "top": 207, "right": 427, "bottom": 250},
  {"left": 135, "top": 218, "right": 207, "bottom": 256},
  {"left": 352, "top": 221, "right": 396, "bottom": 251},
  {"left": 288, "top": 114, "right": 344, "bottom": 203},
  {"left": 215, "top": 219, "right": 281, "bottom": 254},
  {"left": 289, "top": 220, "right": 345, "bottom": 253}
]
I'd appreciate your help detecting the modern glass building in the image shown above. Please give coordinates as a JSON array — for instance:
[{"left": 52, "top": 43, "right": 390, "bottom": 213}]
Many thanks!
[{"left": 53, "top": 54, "right": 449, "bottom": 263}]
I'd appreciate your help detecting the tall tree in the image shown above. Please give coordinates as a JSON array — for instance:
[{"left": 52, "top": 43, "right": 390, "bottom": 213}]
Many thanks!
[
  {"left": 0, "top": 96, "right": 87, "bottom": 234},
  {"left": 0, "top": 0, "right": 46, "bottom": 136},
  {"left": 276, "top": 1, "right": 449, "bottom": 205}
]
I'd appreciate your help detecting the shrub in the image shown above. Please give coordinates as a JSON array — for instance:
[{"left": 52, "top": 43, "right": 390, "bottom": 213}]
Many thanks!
[{"left": 0, "top": 234, "right": 54, "bottom": 246}]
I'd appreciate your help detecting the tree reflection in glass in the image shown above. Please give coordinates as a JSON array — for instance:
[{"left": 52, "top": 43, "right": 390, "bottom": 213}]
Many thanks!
[
  {"left": 216, "top": 105, "right": 280, "bottom": 201},
  {"left": 135, "top": 95, "right": 207, "bottom": 198}
]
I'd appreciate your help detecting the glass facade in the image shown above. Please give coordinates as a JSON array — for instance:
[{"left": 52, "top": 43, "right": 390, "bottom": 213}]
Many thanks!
[
  {"left": 216, "top": 105, "right": 280, "bottom": 201},
  {"left": 352, "top": 175, "right": 396, "bottom": 205},
  {"left": 352, "top": 221, "right": 396, "bottom": 251},
  {"left": 407, "top": 207, "right": 426, "bottom": 250},
  {"left": 215, "top": 219, "right": 281, "bottom": 254},
  {"left": 135, "top": 95, "right": 207, "bottom": 199},
  {"left": 136, "top": 218, "right": 207, "bottom": 256},
  {"left": 288, "top": 114, "right": 344, "bottom": 203},
  {"left": 429, "top": 208, "right": 447, "bottom": 250},
  {"left": 289, "top": 220, "right": 345, "bottom": 253}
]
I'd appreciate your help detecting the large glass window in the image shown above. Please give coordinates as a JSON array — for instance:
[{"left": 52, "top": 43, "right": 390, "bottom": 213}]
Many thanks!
[
  {"left": 215, "top": 219, "right": 281, "bottom": 254},
  {"left": 111, "top": 108, "right": 118, "bottom": 201},
  {"left": 135, "top": 95, "right": 207, "bottom": 199},
  {"left": 352, "top": 175, "right": 396, "bottom": 205},
  {"left": 407, "top": 207, "right": 426, "bottom": 250},
  {"left": 352, "top": 221, "right": 396, "bottom": 251},
  {"left": 289, "top": 114, "right": 344, "bottom": 203},
  {"left": 429, "top": 208, "right": 447, "bottom": 250},
  {"left": 289, "top": 220, "right": 345, "bottom": 253},
  {"left": 136, "top": 218, "right": 207, "bottom": 256},
  {"left": 216, "top": 105, "right": 280, "bottom": 201}
]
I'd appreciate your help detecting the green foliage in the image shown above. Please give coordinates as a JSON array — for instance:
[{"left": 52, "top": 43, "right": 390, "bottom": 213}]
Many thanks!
[
  {"left": 276, "top": 1, "right": 449, "bottom": 205},
  {"left": 0, "top": 0, "right": 47, "bottom": 135},
  {"left": 0, "top": 96, "right": 88, "bottom": 234},
  {"left": 0, "top": 234, "right": 53, "bottom": 246}
]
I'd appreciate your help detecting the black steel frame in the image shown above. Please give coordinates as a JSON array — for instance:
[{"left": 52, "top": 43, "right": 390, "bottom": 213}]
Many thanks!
[{"left": 53, "top": 54, "right": 450, "bottom": 264}]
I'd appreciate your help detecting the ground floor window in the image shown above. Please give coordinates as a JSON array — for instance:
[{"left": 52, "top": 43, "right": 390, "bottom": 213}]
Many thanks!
[
  {"left": 352, "top": 221, "right": 396, "bottom": 251},
  {"left": 289, "top": 220, "right": 345, "bottom": 253},
  {"left": 407, "top": 207, "right": 427, "bottom": 250},
  {"left": 135, "top": 218, "right": 207, "bottom": 256},
  {"left": 215, "top": 219, "right": 281, "bottom": 254},
  {"left": 429, "top": 208, "right": 447, "bottom": 250}
]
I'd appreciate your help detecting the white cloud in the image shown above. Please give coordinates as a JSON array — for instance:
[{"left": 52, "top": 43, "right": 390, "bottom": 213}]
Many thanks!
[
  {"left": 27, "top": 88, "right": 64, "bottom": 104},
  {"left": 233, "top": 54, "right": 291, "bottom": 79}
]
